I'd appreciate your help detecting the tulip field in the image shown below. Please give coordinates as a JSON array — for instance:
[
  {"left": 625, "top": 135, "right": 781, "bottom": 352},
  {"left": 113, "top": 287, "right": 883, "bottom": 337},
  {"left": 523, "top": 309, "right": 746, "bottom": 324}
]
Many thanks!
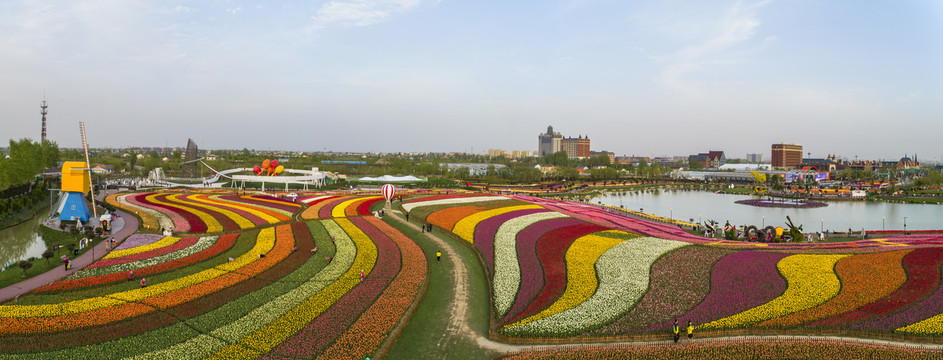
[
  {"left": 2, "top": 189, "right": 943, "bottom": 358},
  {"left": 0, "top": 191, "right": 426, "bottom": 359},
  {"left": 401, "top": 193, "right": 943, "bottom": 340}
]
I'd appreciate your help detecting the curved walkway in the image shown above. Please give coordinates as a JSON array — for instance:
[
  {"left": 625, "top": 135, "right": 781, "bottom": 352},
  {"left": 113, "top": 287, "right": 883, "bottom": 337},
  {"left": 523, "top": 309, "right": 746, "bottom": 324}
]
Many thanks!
[
  {"left": 0, "top": 205, "right": 139, "bottom": 304},
  {"left": 387, "top": 208, "right": 943, "bottom": 357}
]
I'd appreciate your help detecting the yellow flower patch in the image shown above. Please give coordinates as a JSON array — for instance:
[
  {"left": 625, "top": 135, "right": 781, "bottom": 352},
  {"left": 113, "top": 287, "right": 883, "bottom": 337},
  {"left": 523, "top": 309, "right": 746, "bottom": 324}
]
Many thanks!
[{"left": 700, "top": 254, "right": 847, "bottom": 329}]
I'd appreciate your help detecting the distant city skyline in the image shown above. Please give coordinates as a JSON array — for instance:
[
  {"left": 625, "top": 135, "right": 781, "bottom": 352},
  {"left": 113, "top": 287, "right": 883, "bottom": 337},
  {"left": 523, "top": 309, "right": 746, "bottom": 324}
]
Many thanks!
[{"left": 1, "top": 1, "right": 940, "bottom": 162}]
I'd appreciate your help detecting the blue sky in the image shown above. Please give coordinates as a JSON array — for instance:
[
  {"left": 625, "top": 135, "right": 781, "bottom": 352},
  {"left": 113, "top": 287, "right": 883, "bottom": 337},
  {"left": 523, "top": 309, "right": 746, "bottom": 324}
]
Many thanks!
[{"left": 1, "top": 0, "right": 941, "bottom": 162}]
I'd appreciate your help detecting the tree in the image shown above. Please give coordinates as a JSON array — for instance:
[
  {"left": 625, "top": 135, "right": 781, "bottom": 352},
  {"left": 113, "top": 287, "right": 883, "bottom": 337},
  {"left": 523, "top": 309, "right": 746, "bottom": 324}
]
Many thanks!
[
  {"left": 688, "top": 157, "right": 704, "bottom": 171},
  {"left": 18, "top": 260, "right": 32, "bottom": 277},
  {"left": 43, "top": 249, "right": 54, "bottom": 266}
]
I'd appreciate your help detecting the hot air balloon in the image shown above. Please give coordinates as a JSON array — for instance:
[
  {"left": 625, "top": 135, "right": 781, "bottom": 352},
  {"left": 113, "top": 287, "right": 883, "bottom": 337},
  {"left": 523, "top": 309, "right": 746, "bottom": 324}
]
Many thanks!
[{"left": 381, "top": 184, "right": 395, "bottom": 203}]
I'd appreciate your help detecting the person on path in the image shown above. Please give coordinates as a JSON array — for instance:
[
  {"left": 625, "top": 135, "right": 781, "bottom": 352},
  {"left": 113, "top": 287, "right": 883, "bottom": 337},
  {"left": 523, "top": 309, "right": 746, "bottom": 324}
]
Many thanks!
[
  {"left": 687, "top": 320, "right": 694, "bottom": 340},
  {"left": 436, "top": 251, "right": 441, "bottom": 262},
  {"left": 405, "top": 212, "right": 409, "bottom": 222},
  {"left": 421, "top": 225, "right": 425, "bottom": 233},
  {"left": 672, "top": 319, "right": 680, "bottom": 343}
]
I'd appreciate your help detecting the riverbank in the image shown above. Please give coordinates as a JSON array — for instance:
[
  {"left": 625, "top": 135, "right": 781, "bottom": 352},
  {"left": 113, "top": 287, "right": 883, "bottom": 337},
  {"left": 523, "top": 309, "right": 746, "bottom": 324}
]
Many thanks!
[{"left": 0, "top": 194, "right": 51, "bottom": 230}]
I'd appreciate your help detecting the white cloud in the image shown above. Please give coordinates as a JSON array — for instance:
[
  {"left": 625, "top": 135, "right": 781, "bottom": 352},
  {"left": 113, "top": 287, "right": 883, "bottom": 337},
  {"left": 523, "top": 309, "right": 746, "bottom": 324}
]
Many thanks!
[
  {"left": 654, "top": 0, "right": 772, "bottom": 93},
  {"left": 226, "top": 7, "right": 242, "bottom": 14},
  {"left": 309, "top": 0, "right": 424, "bottom": 30},
  {"left": 173, "top": 5, "right": 195, "bottom": 13}
]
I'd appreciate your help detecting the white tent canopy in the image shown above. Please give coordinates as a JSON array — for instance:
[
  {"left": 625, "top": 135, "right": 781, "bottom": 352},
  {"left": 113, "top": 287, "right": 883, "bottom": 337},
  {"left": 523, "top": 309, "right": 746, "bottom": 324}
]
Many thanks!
[{"left": 357, "top": 175, "right": 422, "bottom": 182}]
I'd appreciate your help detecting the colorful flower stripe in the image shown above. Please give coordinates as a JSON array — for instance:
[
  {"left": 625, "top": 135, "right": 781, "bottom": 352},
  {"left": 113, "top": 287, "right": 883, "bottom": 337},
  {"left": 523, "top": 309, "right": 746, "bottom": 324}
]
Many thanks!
[
  {"left": 108, "top": 193, "right": 159, "bottom": 231},
  {"left": 494, "top": 212, "right": 569, "bottom": 316},
  {"left": 428, "top": 206, "right": 482, "bottom": 232},
  {"left": 319, "top": 197, "right": 354, "bottom": 219},
  {"left": 354, "top": 197, "right": 384, "bottom": 217},
  {"left": 701, "top": 254, "right": 847, "bottom": 330},
  {"left": 501, "top": 340, "right": 943, "bottom": 359},
  {"left": 758, "top": 250, "right": 910, "bottom": 328},
  {"left": 299, "top": 195, "right": 335, "bottom": 204},
  {"left": 236, "top": 195, "right": 302, "bottom": 214},
  {"left": 67, "top": 236, "right": 218, "bottom": 279},
  {"left": 131, "top": 220, "right": 355, "bottom": 360},
  {"left": 509, "top": 231, "right": 624, "bottom": 328},
  {"left": 592, "top": 246, "right": 733, "bottom": 335},
  {"left": 267, "top": 216, "right": 399, "bottom": 358},
  {"left": 401, "top": 195, "right": 505, "bottom": 213},
  {"left": 477, "top": 208, "right": 556, "bottom": 278},
  {"left": 197, "top": 195, "right": 269, "bottom": 225},
  {"left": 508, "top": 223, "right": 610, "bottom": 325},
  {"left": 89, "top": 237, "right": 198, "bottom": 268},
  {"left": 165, "top": 194, "right": 235, "bottom": 232},
  {"left": 506, "top": 235, "right": 687, "bottom": 336},
  {"left": 169, "top": 194, "right": 251, "bottom": 231},
  {"left": 0, "top": 228, "right": 275, "bottom": 318},
  {"left": 36, "top": 235, "right": 235, "bottom": 292},
  {"left": 217, "top": 195, "right": 298, "bottom": 217},
  {"left": 300, "top": 196, "right": 347, "bottom": 219},
  {"left": 811, "top": 247, "right": 943, "bottom": 327},
  {"left": 453, "top": 205, "right": 544, "bottom": 243},
  {"left": 113, "top": 233, "right": 164, "bottom": 251},
  {"left": 0, "top": 228, "right": 289, "bottom": 334},
  {"left": 673, "top": 251, "right": 789, "bottom": 327},
  {"left": 0, "top": 230, "right": 303, "bottom": 349},
  {"left": 402, "top": 193, "right": 483, "bottom": 204},
  {"left": 315, "top": 216, "right": 427, "bottom": 360},
  {"left": 853, "top": 257, "right": 943, "bottom": 331},
  {"left": 118, "top": 193, "right": 181, "bottom": 232},
  {"left": 103, "top": 236, "right": 182, "bottom": 259},
  {"left": 203, "top": 218, "right": 378, "bottom": 360},
  {"left": 138, "top": 193, "right": 206, "bottom": 233},
  {"left": 500, "top": 217, "right": 586, "bottom": 325}
]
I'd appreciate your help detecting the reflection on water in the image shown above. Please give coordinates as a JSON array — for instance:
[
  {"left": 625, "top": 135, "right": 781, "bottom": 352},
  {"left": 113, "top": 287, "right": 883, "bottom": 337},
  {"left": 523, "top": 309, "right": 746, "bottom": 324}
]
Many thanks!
[
  {"left": 592, "top": 189, "right": 943, "bottom": 231},
  {"left": 0, "top": 209, "right": 50, "bottom": 270}
]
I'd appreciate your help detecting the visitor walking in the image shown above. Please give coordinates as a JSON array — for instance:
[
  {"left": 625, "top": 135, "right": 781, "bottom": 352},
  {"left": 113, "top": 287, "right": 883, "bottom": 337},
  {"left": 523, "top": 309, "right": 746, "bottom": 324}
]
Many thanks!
[
  {"left": 672, "top": 319, "right": 680, "bottom": 343},
  {"left": 405, "top": 212, "right": 409, "bottom": 222},
  {"left": 687, "top": 320, "right": 694, "bottom": 340},
  {"left": 436, "top": 251, "right": 441, "bottom": 262}
]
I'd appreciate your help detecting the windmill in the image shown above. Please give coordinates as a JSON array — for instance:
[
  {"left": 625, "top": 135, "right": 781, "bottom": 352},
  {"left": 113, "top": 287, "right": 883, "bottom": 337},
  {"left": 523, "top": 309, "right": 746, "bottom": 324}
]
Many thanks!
[{"left": 53, "top": 122, "right": 97, "bottom": 222}]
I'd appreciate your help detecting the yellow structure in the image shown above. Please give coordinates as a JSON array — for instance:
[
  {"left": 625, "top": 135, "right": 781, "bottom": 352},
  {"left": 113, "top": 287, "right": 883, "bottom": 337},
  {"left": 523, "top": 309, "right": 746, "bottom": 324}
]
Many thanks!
[{"left": 61, "top": 161, "right": 91, "bottom": 194}]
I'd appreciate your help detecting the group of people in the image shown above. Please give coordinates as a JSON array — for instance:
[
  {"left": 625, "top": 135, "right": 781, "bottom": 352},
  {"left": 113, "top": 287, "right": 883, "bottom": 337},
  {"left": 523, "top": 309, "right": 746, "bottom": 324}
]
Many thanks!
[{"left": 672, "top": 319, "right": 694, "bottom": 343}]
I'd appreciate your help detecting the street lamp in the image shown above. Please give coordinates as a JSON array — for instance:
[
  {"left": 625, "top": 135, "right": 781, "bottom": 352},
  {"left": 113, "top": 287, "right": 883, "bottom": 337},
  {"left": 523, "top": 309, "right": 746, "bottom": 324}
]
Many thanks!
[
  {"left": 670, "top": 208, "right": 673, "bottom": 220},
  {"left": 821, "top": 219, "right": 824, "bottom": 232},
  {"left": 903, "top": 217, "right": 908, "bottom": 234},
  {"left": 762, "top": 216, "right": 765, "bottom": 227},
  {"left": 882, "top": 217, "right": 885, "bottom": 231}
]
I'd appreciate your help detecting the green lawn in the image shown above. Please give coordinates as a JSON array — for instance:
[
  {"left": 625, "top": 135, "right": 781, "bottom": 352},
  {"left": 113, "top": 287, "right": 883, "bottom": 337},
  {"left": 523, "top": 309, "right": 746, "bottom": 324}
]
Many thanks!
[{"left": 382, "top": 216, "right": 499, "bottom": 360}]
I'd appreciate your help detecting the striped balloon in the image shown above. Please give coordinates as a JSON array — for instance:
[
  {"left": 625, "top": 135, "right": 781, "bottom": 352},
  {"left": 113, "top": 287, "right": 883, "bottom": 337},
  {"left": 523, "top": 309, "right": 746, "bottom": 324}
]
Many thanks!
[{"left": 381, "top": 184, "right": 395, "bottom": 202}]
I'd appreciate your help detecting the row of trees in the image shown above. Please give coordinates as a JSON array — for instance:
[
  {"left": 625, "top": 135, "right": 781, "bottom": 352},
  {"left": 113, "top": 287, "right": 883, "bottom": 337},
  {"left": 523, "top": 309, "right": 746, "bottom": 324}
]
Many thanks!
[{"left": 0, "top": 138, "right": 59, "bottom": 191}]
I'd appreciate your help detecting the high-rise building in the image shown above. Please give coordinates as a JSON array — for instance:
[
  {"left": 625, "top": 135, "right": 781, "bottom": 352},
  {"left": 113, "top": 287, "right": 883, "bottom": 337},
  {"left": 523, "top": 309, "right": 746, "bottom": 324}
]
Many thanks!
[
  {"left": 746, "top": 153, "right": 763, "bottom": 163},
  {"left": 538, "top": 125, "right": 563, "bottom": 156},
  {"left": 561, "top": 135, "right": 591, "bottom": 159},
  {"left": 772, "top": 143, "right": 803, "bottom": 168}
]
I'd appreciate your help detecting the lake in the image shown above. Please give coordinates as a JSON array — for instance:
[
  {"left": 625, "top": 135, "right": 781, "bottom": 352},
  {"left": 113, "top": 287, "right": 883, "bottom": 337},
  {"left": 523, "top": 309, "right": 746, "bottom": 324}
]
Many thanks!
[{"left": 591, "top": 189, "right": 943, "bottom": 232}]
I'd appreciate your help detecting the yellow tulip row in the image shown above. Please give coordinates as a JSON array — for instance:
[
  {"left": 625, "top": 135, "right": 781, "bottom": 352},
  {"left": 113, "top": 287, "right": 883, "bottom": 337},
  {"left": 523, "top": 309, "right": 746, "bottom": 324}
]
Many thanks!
[
  {"left": 204, "top": 218, "right": 379, "bottom": 360},
  {"left": 104, "top": 236, "right": 181, "bottom": 259},
  {"left": 0, "top": 228, "right": 276, "bottom": 318},
  {"left": 147, "top": 194, "right": 223, "bottom": 233},
  {"left": 509, "top": 231, "right": 625, "bottom": 327},
  {"left": 452, "top": 205, "right": 544, "bottom": 243},
  {"left": 700, "top": 254, "right": 847, "bottom": 329}
]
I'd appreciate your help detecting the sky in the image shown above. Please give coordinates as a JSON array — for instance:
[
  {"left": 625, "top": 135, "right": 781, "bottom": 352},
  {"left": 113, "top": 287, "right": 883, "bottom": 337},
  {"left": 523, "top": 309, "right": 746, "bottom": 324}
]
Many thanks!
[{"left": 1, "top": 0, "right": 941, "bottom": 162}]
